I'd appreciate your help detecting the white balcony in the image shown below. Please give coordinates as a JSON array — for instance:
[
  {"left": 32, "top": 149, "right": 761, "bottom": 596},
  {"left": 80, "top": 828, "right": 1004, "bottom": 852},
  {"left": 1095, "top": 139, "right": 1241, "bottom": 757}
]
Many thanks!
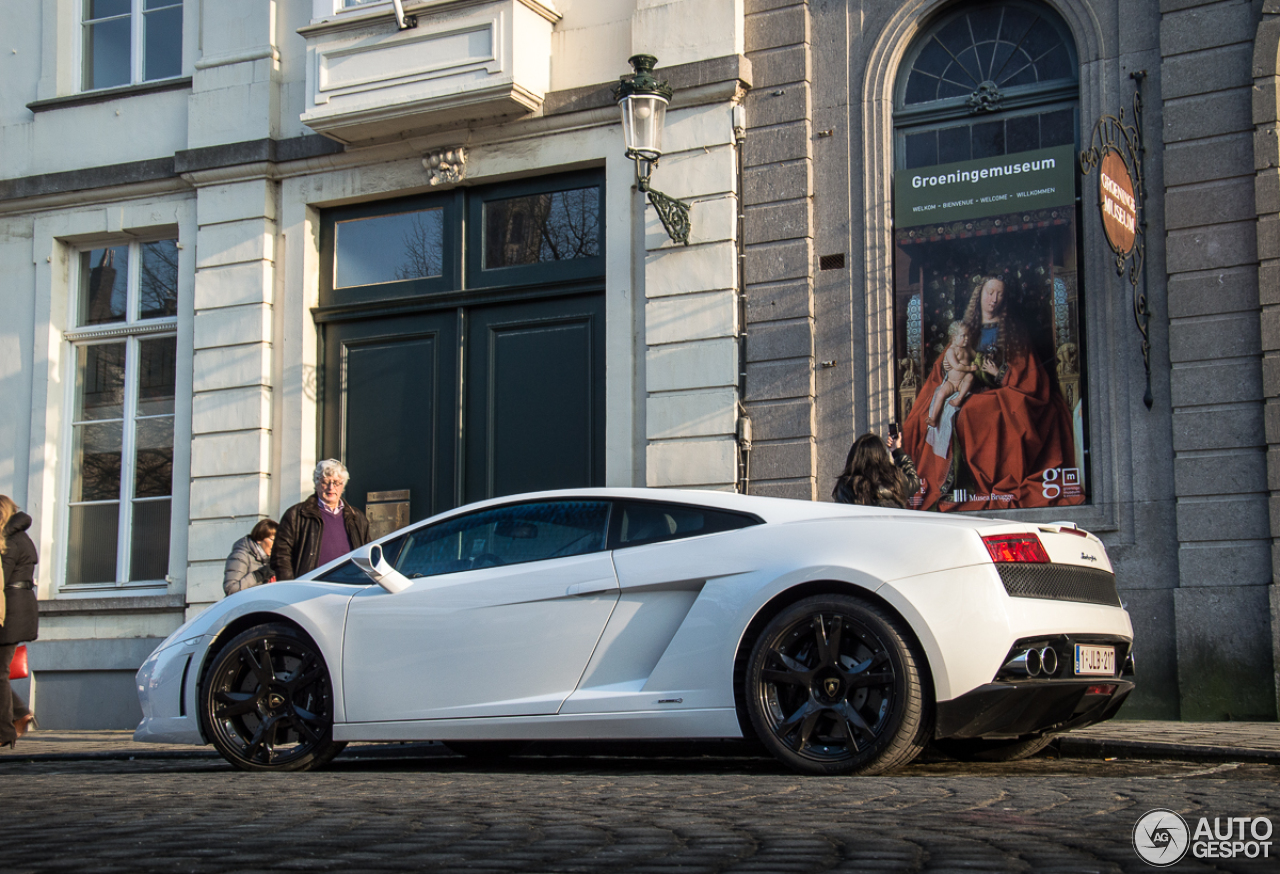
[{"left": 299, "top": 0, "right": 561, "bottom": 146}]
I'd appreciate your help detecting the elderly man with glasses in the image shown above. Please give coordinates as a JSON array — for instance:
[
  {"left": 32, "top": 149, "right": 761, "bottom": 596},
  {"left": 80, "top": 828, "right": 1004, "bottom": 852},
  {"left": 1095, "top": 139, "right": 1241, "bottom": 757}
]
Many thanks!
[{"left": 271, "top": 459, "right": 371, "bottom": 581}]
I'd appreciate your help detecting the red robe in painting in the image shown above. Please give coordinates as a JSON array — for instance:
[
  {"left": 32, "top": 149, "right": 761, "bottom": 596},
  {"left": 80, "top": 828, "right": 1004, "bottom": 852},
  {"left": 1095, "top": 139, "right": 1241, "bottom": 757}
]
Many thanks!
[{"left": 902, "top": 331, "right": 1082, "bottom": 512}]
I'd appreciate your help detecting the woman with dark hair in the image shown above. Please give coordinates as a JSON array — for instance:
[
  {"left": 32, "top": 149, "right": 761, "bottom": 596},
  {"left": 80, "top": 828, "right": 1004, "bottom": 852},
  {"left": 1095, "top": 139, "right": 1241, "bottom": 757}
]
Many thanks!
[
  {"left": 222, "top": 519, "right": 278, "bottom": 596},
  {"left": 0, "top": 494, "right": 39, "bottom": 748},
  {"left": 832, "top": 432, "right": 920, "bottom": 508}
]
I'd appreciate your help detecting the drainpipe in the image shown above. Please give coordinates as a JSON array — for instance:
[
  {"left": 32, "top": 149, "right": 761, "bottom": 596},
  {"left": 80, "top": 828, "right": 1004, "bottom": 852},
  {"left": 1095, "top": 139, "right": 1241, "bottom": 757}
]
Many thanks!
[{"left": 733, "top": 101, "right": 751, "bottom": 494}]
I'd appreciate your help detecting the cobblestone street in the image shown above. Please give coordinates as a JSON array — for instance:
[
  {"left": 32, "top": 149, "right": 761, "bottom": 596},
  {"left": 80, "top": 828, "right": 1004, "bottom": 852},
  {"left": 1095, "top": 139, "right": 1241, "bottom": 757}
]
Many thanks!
[{"left": 3, "top": 746, "right": 1278, "bottom": 873}]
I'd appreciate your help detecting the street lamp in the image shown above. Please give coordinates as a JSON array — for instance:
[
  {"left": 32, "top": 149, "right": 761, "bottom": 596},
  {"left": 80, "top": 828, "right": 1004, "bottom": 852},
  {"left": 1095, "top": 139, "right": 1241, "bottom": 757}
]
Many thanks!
[{"left": 613, "top": 54, "right": 691, "bottom": 245}]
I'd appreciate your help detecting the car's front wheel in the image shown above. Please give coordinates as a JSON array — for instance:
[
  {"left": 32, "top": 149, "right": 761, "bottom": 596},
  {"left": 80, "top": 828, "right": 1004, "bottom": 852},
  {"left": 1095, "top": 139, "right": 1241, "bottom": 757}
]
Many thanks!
[
  {"left": 745, "top": 595, "right": 931, "bottom": 775},
  {"left": 200, "top": 623, "right": 346, "bottom": 772}
]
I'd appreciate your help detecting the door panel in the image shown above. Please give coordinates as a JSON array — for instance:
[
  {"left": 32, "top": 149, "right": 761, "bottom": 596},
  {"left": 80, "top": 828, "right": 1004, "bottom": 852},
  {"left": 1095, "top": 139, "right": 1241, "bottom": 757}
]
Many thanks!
[
  {"left": 323, "top": 313, "right": 457, "bottom": 523},
  {"left": 464, "top": 296, "right": 606, "bottom": 502},
  {"left": 342, "top": 551, "right": 619, "bottom": 721}
]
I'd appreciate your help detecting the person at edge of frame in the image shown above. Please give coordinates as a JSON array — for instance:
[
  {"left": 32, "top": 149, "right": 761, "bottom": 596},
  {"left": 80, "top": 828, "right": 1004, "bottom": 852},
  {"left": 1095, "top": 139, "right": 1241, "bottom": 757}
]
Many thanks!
[{"left": 0, "top": 495, "right": 38, "bottom": 749}]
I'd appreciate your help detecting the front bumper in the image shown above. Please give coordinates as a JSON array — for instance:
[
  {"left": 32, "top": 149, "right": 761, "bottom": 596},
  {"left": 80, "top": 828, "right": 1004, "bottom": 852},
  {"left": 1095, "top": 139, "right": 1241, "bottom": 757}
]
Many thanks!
[
  {"left": 133, "top": 635, "right": 209, "bottom": 745},
  {"left": 936, "top": 677, "right": 1134, "bottom": 739}
]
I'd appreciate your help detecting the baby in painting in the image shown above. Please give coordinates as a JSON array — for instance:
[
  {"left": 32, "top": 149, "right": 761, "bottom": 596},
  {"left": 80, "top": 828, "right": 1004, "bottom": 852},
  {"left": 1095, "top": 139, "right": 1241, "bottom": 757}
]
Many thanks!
[{"left": 927, "top": 320, "right": 978, "bottom": 427}]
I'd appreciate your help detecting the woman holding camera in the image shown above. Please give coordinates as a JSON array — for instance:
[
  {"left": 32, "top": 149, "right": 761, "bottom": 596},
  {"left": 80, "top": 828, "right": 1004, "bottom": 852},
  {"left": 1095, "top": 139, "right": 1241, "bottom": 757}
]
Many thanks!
[
  {"left": 222, "top": 519, "right": 278, "bottom": 596},
  {"left": 831, "top": 431, "right": 919, "bottom": 508}
]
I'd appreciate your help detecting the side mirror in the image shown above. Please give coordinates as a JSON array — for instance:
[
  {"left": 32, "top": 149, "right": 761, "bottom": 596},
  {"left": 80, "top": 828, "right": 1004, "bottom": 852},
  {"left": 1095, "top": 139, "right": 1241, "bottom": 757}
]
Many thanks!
[{"left": 351, "top": 543, "right": 412, "bottom": 594}]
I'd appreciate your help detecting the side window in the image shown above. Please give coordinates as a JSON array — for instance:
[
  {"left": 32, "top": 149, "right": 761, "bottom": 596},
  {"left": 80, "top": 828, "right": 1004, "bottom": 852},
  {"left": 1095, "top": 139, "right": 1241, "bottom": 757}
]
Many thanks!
[
  {"left": 394, "top": 501, "right": 609, "bottom": 578},
  {"left": 612, "top": 502, "right": 760, "bottom": 549}
]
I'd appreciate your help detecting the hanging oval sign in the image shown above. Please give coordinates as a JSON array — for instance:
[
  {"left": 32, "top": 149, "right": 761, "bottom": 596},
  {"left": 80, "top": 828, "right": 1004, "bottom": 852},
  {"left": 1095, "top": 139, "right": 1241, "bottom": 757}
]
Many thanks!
[{"left": 1099, "top": 148, "right": 1137, "bottom": 255}]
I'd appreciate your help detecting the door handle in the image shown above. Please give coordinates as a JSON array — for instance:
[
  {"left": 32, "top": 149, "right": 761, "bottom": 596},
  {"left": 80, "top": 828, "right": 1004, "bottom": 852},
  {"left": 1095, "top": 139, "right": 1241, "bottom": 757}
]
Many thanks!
[{"left": 566, "top": 579, "right": 616, "bottom": 596}]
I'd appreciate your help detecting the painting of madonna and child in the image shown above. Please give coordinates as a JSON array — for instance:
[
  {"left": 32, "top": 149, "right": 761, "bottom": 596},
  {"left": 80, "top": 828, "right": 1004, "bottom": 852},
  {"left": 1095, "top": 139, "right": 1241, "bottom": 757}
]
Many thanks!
[{"left": 893, "top": 220, "right": 1087, "bottom": 512}]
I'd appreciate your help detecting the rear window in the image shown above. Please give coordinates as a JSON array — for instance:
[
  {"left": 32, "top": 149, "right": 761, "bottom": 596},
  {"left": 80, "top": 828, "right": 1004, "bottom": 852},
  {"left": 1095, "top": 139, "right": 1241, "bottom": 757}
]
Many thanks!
[{"left": 610, "top": 501, "right": 760, "bottom": 549}]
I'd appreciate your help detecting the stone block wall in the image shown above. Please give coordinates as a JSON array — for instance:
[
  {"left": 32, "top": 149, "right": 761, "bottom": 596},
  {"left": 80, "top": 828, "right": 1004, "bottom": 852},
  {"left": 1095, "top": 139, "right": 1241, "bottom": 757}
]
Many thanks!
[
  {"left": 1255, "top": 0, "right": 1280, "bottom": 717},
  {"left": 742, "top": 0, "right": 817, "bottom": 500},
  {"left": 1162, "top": 0, "right": 1277, "bottom": 718}
]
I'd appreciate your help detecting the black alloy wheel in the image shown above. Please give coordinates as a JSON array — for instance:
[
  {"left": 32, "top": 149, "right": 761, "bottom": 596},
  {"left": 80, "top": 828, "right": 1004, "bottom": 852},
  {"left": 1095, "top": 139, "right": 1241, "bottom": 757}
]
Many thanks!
[
  {"left": 200, "top": 623, "right": 346, "bottom": 772},
  {"left": 746, "top": 595, "right": 931, "bottom": 776}
]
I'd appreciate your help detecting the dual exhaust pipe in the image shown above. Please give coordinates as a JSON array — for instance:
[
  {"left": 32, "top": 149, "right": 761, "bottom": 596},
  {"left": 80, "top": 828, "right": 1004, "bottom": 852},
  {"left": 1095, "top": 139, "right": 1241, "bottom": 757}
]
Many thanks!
[{"left": 1004, "top": 646, "right": 1059, "bottom": 678}]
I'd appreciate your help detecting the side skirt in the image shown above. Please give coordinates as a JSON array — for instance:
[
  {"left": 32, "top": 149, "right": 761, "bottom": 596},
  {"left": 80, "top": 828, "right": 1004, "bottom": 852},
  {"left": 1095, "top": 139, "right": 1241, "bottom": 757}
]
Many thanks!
[{"left": 333, "top": 707, "right": 743, "bottom": 743}]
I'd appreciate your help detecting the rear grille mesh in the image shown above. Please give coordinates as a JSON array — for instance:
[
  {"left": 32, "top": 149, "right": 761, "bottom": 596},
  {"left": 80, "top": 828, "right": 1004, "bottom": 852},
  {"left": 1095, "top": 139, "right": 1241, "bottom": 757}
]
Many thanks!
[{"left": 997, "top": 563, "right": 1121, "bottom": 607}]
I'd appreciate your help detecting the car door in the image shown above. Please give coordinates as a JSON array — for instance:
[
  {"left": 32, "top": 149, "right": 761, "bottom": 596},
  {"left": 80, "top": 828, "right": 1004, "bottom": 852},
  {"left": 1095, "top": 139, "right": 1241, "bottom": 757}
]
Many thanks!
[{"left": 342, "top": 500, "right": 618, "bottom": 722}]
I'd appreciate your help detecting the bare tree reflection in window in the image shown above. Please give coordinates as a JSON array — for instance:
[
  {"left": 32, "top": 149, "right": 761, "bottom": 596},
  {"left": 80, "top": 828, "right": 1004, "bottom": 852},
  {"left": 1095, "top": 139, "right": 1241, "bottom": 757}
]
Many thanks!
[
  {"left": 74, "top": 421, "right": 123, "bottom": 503},
  {"left": 134, "top": 417, "right": 174, "bottom": 498},
  {"left": 542, "top": 187, "right": 600, "bottom": 261},
  {"left": 134, "top": 337, "right": 176, "bottom": 500},
  {"left": 139, "top": 240, "right": 180, "bottom": 319},
  {"left": 83, "top": 247, "right": 128, "bottom": 325},
  {"left": 394, "top": 212, "right": 445, "bottom": 281},
  {"left": 484, "top": 187, "right": 600, "bottom": 269}
]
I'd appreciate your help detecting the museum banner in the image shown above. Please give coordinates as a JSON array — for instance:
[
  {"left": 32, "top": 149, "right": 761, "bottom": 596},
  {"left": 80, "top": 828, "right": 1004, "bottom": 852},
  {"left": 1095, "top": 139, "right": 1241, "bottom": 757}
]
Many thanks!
[{"left": 892, "top": 144, "right": 1087, "bottom": 512}]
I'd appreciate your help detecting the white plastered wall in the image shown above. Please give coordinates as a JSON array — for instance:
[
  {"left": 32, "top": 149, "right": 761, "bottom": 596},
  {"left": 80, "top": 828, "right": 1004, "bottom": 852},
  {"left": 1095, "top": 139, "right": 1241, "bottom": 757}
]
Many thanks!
[
  {"left": 183, "top": 175, "right": 281, "bottom": 615},
  {"left": 642, "top": 101, "right": 741, "bottom": 489}
]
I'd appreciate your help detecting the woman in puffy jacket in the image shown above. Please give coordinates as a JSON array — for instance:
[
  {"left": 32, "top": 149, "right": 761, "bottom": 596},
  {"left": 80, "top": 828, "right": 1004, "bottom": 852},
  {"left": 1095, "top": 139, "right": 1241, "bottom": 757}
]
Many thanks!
[
  {"left": 222, "top": 519, "right": 277, "bottom": 596},
  {"left": 0, "top": 494, "right": 38, "bottom": 748}
]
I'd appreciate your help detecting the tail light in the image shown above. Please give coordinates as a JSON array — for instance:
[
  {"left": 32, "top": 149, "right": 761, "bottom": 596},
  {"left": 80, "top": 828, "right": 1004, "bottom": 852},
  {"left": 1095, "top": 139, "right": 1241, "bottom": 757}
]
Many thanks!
[{"left": 982, "top": 533, "right": 1050, "bottom": 563}]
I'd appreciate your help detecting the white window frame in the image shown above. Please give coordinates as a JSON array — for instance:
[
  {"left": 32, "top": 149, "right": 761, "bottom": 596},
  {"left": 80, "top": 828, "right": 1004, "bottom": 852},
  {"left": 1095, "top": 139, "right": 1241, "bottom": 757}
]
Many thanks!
[
  {"left": 79, "top": 0, "right": 184, "bottom": 92},
  {"left": 63, "top": 238, "right": 179, "bottom": 592},
  {"left": 311, "top": 0, "right": 393, "bottom": 23}
]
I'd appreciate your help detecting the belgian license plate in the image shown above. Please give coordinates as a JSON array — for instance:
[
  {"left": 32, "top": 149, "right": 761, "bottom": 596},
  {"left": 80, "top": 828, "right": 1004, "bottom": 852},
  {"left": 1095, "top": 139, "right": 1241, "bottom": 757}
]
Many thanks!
[{"left": 1074, "top": 644, "right": 1115, "bottom": 676}]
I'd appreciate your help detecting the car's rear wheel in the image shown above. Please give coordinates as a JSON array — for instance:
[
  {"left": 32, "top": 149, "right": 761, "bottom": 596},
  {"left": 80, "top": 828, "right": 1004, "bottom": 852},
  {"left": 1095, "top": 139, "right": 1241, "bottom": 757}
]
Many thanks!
[
  {"left": 200, "top": 623, "right": 346, "bottom": 772},
  {"left": 932, "top": 734, "right": 1056, "bottom": 762},
  {"left": 745, "top": 595, "right": 930, "bottom": 776}
]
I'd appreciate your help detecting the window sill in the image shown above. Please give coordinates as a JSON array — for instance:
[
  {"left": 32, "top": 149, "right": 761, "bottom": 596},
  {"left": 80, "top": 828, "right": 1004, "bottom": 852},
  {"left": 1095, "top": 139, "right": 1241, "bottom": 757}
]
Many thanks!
[
  {"left": 39, "top": 594, "right": 187, "bottom": 615},
  {"left": 27, "top": 78, "right": 192, "bottom": 114}
]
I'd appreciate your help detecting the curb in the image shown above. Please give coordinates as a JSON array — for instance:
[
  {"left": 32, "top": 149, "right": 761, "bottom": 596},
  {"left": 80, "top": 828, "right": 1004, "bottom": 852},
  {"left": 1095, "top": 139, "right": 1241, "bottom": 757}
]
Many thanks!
[{"left": 1056, "top": 737, "right": 1280, "bottom": 765}]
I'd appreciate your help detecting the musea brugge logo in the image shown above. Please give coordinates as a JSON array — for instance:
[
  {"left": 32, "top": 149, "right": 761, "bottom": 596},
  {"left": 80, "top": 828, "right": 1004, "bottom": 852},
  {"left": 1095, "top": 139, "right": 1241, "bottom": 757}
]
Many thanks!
[{"left": 1133, "top": 809, "right": 1274, "bottom": 865}]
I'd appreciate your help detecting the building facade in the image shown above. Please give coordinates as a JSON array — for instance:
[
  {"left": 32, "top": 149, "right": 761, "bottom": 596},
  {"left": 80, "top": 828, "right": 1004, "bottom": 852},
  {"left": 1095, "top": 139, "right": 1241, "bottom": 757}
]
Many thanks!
[{"left": 0, "top": 0, "right": 1276, "bottom": 727}]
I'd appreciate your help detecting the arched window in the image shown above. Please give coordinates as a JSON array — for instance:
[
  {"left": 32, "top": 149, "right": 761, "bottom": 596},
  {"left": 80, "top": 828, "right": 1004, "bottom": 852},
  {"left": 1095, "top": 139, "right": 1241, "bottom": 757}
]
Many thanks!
[
  {"left": 889, "top": 2, "right": 1087, "bottom": 513},
  {"left": 896, "top": 2, "right": 1078, "bottom": 167}
]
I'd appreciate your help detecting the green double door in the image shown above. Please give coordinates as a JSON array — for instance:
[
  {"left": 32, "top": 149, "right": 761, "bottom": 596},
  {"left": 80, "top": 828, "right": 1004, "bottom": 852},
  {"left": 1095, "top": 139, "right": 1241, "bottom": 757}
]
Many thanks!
[{"left": 321, "top": 293, "right": 606, "bottom": 524}]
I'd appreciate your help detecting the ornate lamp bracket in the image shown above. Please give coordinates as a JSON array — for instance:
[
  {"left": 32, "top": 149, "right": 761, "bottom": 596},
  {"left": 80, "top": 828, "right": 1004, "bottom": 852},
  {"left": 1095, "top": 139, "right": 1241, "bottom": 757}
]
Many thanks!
[
  {"left": 639, "top": 177, "right": 691, "bottom": 245},
  {"left": 1081, "top": 71, "right": 1152, "bottom": 408}
]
